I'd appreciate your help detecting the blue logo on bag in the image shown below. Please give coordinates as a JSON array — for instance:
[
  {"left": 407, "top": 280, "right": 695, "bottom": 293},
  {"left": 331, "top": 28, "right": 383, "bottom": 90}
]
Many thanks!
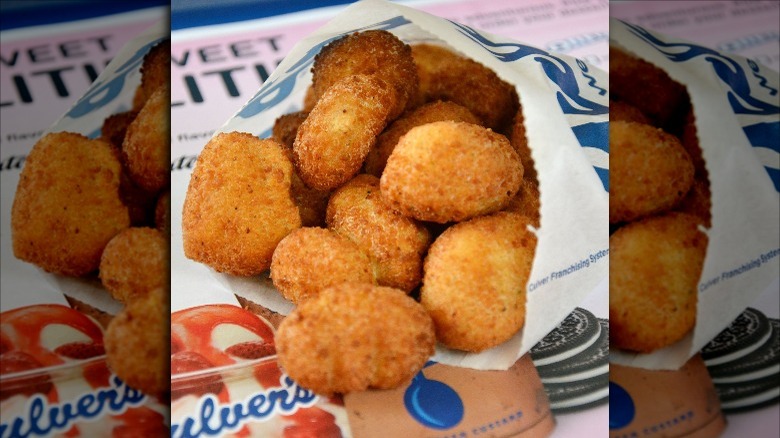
[
  {"left": 404, "top": 362, "right": 464, "bottom": 430},
  {"left": 237, "top": 16, "right": 411, "bottom": 119},
  {"left": 452, "top": 22, "right": 609, "bottom": 191},
  {"left": 66, "top": 38, "right": 165, "bottom": 119},
  {"left": 622, "top": 21, "right": 780, "bottom": 191},
  {"left": 609, "top": 381, "right": 635, "bottom": 430}
]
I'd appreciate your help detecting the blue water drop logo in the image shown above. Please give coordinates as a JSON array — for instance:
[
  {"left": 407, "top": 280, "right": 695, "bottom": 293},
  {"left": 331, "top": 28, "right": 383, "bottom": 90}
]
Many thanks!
[
  {"left": 403, "top": 362, "right": 464, "bottom": 429},
  {"left": 609, "top": 381, "right": 635, "bottom": 430}
]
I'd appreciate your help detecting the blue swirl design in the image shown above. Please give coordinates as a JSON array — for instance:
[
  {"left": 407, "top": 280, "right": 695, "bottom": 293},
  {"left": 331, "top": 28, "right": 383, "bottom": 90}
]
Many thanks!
[
  {"left": 622, "top": 21, "right": 778, "bottom": 116},
  {"left": 451, "top": 22, "right": 609, "bottom": 191},
  {"left": 237, "top": 16, "right": 411, "bottom": 119},
  {"left": 452, "top": 22, "right": 608, "bottom": 116},
  {"left": 609, "top": 381, "right": 635, "bottom": 430},
  {"left": 621, "top": 20, "right": 780, "bottom": 191},
  {"left": 66, "top": 37, "right": 165, "bottom": 118},
  {"left": 403, "top": 362, "right": 464, "bottom": 430}
]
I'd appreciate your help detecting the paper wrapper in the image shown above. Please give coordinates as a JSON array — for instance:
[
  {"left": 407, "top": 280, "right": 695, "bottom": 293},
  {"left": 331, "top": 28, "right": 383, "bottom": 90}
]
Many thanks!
[
  {"left": 185, "top": 0, "right": 609, "bottom": 371},
  {"left": 0, "top": 21, "right": 169, "bottom": 436},
  {"left": 609, "top": 18, "right": 780, "bottom": 370}
]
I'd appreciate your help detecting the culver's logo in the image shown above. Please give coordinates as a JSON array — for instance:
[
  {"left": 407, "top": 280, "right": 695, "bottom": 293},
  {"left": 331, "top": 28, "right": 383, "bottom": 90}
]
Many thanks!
[
  {"left": 622, "top": 21, "right": 780, "bottom": 192},
  {"left": 171, "top": 375, "right": 318, "bottom": 438},
  {"left": 452, "top": 22, "right": 609, "bottom": 191},
  {"left": 65, "top": 37, "right": 165, "bottom": 119},
  {"left": 0, "top": 375, "right": 147, "bottom": 438},
  {"left": 237, "top": 16, "right": 411, "bottom": 120}
]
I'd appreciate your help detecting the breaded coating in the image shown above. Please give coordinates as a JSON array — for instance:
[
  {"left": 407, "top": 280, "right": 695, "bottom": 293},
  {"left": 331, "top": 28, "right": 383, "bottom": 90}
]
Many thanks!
[
  {"left": 11, "top": 132, "right": 130, "bottom": 276},
  {"left": 101, "top": 110, "right": 137, "bottom": 149},
  {"left": 303, "top": 85, "right": 317, "bottom": 112},
  {"left": 155, "top": 189, "right": 170, "bottom": 237},
  {"left": 503, "top": 179, "right": 541, "bottom": 228},
  {"left": 411, "top": 43, "right": 519, "bottom": 131},
  {"left": 509, "top": 109, "right": 537, "bottom": 183},
  {"left": 105, "top": 287, "right": 169, "bottom": 397},
  {"left": 137, "top": 39, "right": 170, "bottom": 109},
  {"left": 609, "top": 99, "right": 650, "bottom": 125},
  {"left": 123, "top": 86, "right": 170, "bottom": 193},
  {"left": 118, "top": 171, "right": 157, "bottom": 227},
  {"left": 270, "top": 227, "right": 374, "bottom": 304},
  {"left": 610, "top": 212, "right": 707, "bottom": 353},
  {"left": 272, "top": 111, "right": 308, "bottom": 149},
  {"left": 327, "top": 174, "right": 431, "bottom": 292},
  {"left": 99, "top": 227, "right": 168, "bottom": 303},
  {"left": 364, "top": 101, "right": 481, "bottom": 177},
  {"left": 681, "top": 108, "right": 708, "bottom": 178},
  {"left": 291, "top": 172, "right": 330, "bottom": 227},
  {"left": 294, "top": 74, "right": 395, "bottom": 190},
  {"left": 609, "top": 45, "right": 686, "bottom": 130},
  {"left": 182, "top": 132, "right": 301, "bottom": 276},
  {"left": 276, "top": 283, "right": 435, "bottom": 395},
  {"left": 610, "top": 121, "right": 694, "bottom": 224},
  {"left": 312, "top": 30, "right": 417, "bottom": 119},
  {"left": 421, "top": 212, "right": 537, "bottom": 352},
  {"left": 381, "top": 121, "right": 523, "bottom": 223},
  {"left": 280, "top": 143, "right": 330, "bottom": 227},
  {"left": 675, "top": 177, "right": 712, "bottom": 228}
]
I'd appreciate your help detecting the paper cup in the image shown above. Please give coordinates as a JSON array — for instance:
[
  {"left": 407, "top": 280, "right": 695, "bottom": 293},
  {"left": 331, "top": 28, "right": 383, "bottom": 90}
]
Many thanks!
[
  {"left": 345, "top": 354, "right": 555, "bottom": 438},
  {"left": 609, "top": 354, "right": 726, "bottom": 438}
]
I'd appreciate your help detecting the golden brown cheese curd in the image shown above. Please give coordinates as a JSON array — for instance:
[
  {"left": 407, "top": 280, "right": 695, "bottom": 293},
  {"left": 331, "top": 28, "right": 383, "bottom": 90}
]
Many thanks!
[
  {"left": 381, "top": 121, "right": 523, "bottom": 223},
  {"left": 276, "top": 283, "right": 435, "bottom": 395},
  {"left": 182, "top": 132, "right": 301, "bottom": 276}
]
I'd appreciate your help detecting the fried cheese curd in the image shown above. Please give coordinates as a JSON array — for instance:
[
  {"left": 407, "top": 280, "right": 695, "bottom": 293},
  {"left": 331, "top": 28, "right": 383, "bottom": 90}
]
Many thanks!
[
  {"left": 326, "top": 174, "right": 431, "bottom": 293},
  {"left": 681, "top": 108, "right": 709, "bottom": 178},
  {"left": 421, "top": 212, "right": 537, "bottom": 352},
  {"left": 508, "top": 109, "right": 537, "bottom": 183},
  {"left": 101, "top": 110, "right": 138, "bottom": 149},
  {"left": 272, "top": 111, "right": 308, "bottom": 149},
  {"left": 276, "top": 283, "right": 435, "bottom": 395},
  {"left": 311, "top": 30, "right": 417, "bottom": 119},
  {"left": 610, "top": 121, "right": 694, "bottom": 224},
  {"left": 99, "top": 227, "right": 168, "bottom": 303},
  {"left": 411, "top": 43, "right": 519, "bottom": 131},
  {"left": 609, "top": 45, "right": 687, "bottom": 130},
  {"left": 294, "top": 74, "right": 396, "bottom": 191},
  {"left": 272, "top": 117, "right": 331, "bottom": 227},
  {"left": 381, "top": 121, "right": 523, "bottom": 223},
  {"left": 270, "top": 227, "right": 375, "bottom": 304},
  {"left": 123, "top": 86, "right": 170, "bottom": 193},
  {"left": 610, "top": 212, "right": 707, "bottom": 353},
  {"left": 182, "top": 132, "right": 301, "bottom": 276},
  {"left": 11, "top": 132, "right": 130, "bottom": 276},
  {"left": 105, "top": 287, "right": 169, "bottom": 398},
  {"left": 136, "top": 39, "right": 170, "bottom": 109},
  {"left": 609, "top": 99, "right": 651, "bottom": 125},
  {"left": 155, "top": 189, "right": 171, "bottom": 237},
  {"left": 503, "top": 178, "right": 541, "bottom": 228},
  {"left": 364, "top": 100, "right": 481, "bottom": 177}
]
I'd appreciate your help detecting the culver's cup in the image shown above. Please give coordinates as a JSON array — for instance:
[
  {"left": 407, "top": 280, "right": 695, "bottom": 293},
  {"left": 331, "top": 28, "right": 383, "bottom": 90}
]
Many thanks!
[
  {"left": 344, "top": 355, "right": 554, "bottom": 438},
  {"left": 609, "top": 355, "right": 726, "bottom": 438},
  {"left": 0, "top": 298, "right": 167, "bottom": 437}
]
